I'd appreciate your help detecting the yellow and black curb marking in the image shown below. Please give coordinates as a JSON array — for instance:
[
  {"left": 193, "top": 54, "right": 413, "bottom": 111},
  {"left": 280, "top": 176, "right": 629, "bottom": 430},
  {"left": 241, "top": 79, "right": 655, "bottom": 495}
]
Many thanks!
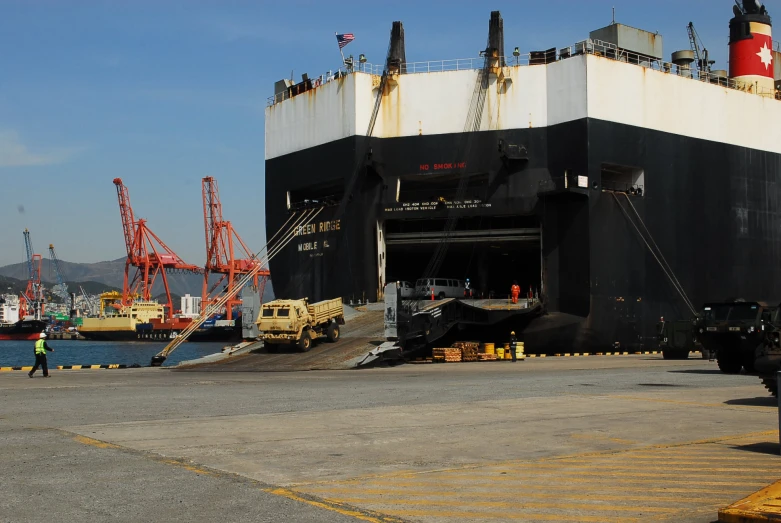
[
  {"left": 524, "top": 351, "right": 698, "bottom": 358},
  {"left": 0, "top": 364, "right": 130, "bottom": 371},
  {"left": 542, "top": 351, "right": 667, "bottom": 357}
]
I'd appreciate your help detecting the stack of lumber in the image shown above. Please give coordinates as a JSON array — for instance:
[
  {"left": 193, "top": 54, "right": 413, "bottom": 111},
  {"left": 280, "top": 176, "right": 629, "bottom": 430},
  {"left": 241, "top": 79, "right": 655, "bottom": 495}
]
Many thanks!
[
  {"left": 432, "top": 348, "right": 463, "bottom": 362},
  {"left": 477, "top": 353, "right": 497, "bottom": 361},
  {"left": 453, "top": 341, "right": 479, "bottom": 362}
]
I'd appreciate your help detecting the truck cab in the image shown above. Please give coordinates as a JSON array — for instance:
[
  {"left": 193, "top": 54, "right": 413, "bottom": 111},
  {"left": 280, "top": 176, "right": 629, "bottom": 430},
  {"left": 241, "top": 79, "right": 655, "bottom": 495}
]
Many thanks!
[{"left": 698, "top": 301, "right": 779, "bottom": 374}]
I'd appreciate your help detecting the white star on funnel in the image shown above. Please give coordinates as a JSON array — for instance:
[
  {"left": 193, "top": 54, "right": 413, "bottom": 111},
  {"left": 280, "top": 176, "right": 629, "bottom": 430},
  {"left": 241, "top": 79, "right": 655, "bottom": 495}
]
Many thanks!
[{"left": 757, "top": 43, "right": 773, "bottom": 70}]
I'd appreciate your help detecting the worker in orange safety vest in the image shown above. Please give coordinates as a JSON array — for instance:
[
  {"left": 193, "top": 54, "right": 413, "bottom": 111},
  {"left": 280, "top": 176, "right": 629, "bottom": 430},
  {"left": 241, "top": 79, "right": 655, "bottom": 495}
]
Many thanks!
[{"left": 511, "top": 281, "right": 521, "bottom": 304}]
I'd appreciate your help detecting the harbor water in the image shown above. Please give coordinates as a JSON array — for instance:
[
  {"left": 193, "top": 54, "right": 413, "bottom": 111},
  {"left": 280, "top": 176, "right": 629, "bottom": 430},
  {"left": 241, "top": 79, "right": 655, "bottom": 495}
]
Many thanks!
[{"left": 0, "top": 340, "right": 228, "bottom": 368}]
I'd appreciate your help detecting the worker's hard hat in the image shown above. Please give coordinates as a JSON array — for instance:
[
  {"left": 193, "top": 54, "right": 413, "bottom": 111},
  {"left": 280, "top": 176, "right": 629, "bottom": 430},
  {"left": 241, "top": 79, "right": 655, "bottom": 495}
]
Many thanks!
[
  {"left": 39, "top": 332, "right": 47, "bottom": 339},
  {"left": 510, "top": 331, "right": 515, "bottom": 335}
]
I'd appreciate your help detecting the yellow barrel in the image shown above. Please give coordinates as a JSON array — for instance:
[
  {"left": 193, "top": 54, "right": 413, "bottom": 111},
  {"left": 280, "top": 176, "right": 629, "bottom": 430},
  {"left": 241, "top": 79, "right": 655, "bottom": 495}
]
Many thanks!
[
  {"left": 484, "top": 343, "right": 495, "bottom": 354},
  {"left": 505, "top": 349, "right": 513, "bottom": 360},
  {"left": 503, "top": 342, "right": 510, "bottom": 350},
  {"left": 517, "top": 341, "right": 526, "bottom": 359},
  {"left": 496, "top": 347, "right": 505, "bottom": 359}
]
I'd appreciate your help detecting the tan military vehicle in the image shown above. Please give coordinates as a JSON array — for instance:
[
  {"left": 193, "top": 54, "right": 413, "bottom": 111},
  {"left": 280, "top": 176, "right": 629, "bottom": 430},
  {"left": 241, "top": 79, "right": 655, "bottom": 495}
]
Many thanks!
[{"left": 256, "top": 297, "right": 344, "bottom": 352}]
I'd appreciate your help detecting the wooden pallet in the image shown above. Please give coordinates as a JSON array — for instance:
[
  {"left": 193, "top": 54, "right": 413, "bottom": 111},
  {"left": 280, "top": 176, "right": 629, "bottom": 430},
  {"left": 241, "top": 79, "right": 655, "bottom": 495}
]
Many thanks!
[
  {"left": 452, "top": 342, "right": 479, "bottom": 362},
  {"left": 477, "top": 353, "right": 497, "bottom": 361},
  {"left": 433, "top": 348, "right": 462, "bottom": 362}
]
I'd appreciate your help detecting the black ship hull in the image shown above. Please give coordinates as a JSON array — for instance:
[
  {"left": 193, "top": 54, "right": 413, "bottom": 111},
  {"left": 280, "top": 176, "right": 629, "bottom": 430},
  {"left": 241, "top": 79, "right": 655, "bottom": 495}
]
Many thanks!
[
  {"left": 80, "top": 320, "right": 243, "bottom": 343},
  {"left": 266, "top": 118, "right": 781, "bottom": 352},
  {"left": 0, "top": 319, "right": 48, "bottom": 341}
]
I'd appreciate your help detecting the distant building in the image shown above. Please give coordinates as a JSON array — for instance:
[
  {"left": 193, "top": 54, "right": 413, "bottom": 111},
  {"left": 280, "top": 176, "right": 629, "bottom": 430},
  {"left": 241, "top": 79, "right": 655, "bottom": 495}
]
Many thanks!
[
  {"left": 0, "top": 295, "right": 20, "bottom": 325},
  {"left": 181, "top": 294, "right": 202, "bottom": 317}
]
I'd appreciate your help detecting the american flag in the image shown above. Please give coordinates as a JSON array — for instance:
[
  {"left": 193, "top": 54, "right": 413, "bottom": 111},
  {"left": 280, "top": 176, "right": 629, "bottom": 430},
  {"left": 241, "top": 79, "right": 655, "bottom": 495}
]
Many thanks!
[{"left": 336, "top": 33, "right": 355, "bottom": 49}]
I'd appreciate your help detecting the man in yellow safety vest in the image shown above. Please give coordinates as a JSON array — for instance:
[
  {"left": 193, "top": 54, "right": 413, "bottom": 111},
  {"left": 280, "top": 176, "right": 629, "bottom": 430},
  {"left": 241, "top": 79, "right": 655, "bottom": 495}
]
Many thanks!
[{"left": 28, "top": 332, "right": 54, "bottom": 378}]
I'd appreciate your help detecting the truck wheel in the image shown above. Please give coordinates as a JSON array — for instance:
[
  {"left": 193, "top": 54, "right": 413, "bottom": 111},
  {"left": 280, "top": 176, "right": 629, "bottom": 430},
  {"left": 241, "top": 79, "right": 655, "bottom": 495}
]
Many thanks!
[
  {"left": 297, "top": 330, "right": 312, "bottom": 352},
  {"left": 327, "top": 323, "right": 340, "bottom": 343},
  {"left": 438, "top": 292, "right": 446, "bottom": 300},
  {"left": 701, "top": 350, "right": 711, "bottom": 360},
  {"left": 717, "top": 354, "right": 742, "bottom": 374}
]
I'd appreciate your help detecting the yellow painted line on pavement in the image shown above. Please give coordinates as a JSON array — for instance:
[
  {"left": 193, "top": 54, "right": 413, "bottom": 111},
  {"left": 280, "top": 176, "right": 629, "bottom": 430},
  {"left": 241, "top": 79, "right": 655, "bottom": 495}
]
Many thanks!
[
  {"left": 292, "top": 430, "right": 779, "bottom": 489},
  {"left": 264, "top": 488, "right": 405, "bottom": 523},
  {"left": 303, "top": 486, "right": 739, "bottom": 504},
  {"left": 159, "top": 459, "right": 214, "bottom": 476},
  {"left": 72, "top": 434, "right": 122, "bottom": 450},
  {"left": 293, "top": 431, "right": 781, "bottom": 523},
  {"left": 324, "top": 496, "right": 678, "bottom": 513},
  {"left": 360, "top": 475, "right": 772, "bottom": 489},
  {"left": 69, "top": 430, "right": 403, "bottom": 522},
  {"left": 380, "top": 508, "right": 637, "bottom": 522},
  {"left": 440, "top": 463, "right": 781, "bottom": 475}
]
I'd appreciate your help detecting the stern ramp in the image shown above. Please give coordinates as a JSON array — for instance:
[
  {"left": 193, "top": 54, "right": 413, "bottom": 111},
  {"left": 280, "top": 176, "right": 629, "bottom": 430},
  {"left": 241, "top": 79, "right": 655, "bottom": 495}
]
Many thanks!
[{"left": 178, "top": 307, "right": 384, "bottom": 372}]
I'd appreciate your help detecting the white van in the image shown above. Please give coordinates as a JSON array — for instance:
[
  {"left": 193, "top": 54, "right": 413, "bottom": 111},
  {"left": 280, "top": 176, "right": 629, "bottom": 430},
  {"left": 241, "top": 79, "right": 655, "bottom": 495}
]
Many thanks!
[
  {"left": 398, "top": 281, "right": 415, "bottom": 298},
  {"left": 415, "top": 278, "right": 466, "bottom": 299}
]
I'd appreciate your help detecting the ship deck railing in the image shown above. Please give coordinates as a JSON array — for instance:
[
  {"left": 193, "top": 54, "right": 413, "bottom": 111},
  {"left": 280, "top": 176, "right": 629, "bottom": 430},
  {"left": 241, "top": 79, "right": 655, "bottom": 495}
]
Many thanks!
[{"left": 267, "top": 38, "right": 778, "bottom": 106}]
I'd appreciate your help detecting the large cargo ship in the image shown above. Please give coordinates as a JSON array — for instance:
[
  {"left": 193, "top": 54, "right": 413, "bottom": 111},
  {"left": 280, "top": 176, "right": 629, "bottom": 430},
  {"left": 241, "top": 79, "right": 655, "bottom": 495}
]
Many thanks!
[
  {"left": 265, "top": 3, "right": 781, "bottom": 351},
  {"left": 0, "top": 319, "right": 48, "bottom": 341},
  {"left": 0, "top": 295, "right": 46, "bottom": 341},
  {"left": 79, "top": 294, "right": 242, "bottom": 343}
]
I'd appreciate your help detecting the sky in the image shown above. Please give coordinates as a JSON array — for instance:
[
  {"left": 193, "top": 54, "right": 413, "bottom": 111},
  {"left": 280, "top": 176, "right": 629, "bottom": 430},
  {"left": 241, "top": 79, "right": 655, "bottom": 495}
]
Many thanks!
[{"left": 0, "top": 0, "right": 748, "bottom": 267}]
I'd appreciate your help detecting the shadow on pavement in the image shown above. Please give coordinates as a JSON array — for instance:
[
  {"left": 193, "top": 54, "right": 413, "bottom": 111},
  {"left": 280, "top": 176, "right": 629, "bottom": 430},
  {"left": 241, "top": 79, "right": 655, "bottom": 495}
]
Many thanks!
[
  {"left": 729, "top": 441, "right": 780, "bottom": 456},
  {"left": 724, "top": 397, "right": 778, "bottom": 407},
  {"left": 667, "top": 369, "right": 728, "bottom": 375}
]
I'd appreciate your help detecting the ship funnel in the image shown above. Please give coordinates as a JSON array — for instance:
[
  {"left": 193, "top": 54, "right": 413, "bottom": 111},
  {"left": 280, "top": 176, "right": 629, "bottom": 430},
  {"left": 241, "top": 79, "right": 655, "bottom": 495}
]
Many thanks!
[
  {"left": 729, "top": 2, "right": 773, "bottom": 95},
  {"left": 387, "top": 21, "right": 406, "bottom": 74},
  {"left": 488, "top": 11, "right": 505, "bottom": 66}
]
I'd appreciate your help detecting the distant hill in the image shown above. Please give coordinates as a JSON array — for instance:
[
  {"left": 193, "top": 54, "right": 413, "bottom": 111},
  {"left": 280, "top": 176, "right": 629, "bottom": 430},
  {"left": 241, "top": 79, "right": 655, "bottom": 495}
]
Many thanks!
[
  {"left": 0, "top": 257, "right": 274, "bottom": 302},
  {"left": 68, "top": 280, "right": 121, "bottom": 295},
  {"left": 0, "top": 274, "right": 26, "bottom": 295},
  {"left": 0, "top": 257, "right": 204, "bottom": 297}
]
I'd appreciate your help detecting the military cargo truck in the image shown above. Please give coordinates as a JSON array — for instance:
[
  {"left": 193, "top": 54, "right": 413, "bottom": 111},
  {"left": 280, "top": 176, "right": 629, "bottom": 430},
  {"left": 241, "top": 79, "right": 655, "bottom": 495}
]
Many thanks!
[
  {"left": 697, "top": 301, "right": 778, "bottom": 374},
  {"left": 256, "top": 297, "right": 344, "bottom": 352},
  {"left": 657, "top": 318, "right": 705, "bottom": 360}
]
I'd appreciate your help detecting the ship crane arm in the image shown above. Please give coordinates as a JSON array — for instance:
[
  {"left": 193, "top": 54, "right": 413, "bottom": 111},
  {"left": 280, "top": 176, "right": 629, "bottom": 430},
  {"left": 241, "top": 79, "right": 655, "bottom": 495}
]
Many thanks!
[
  {"left": 687, "top": 22, "right": 714, "bottom": 74},
  {"left": 48, "top": 244, "right": 70, "bottom": 302},
  {"left": 201, "top": 176, "right": 268, "bottom": 321},
  {"left": 20, "top": 229, "right": 44, "bottom": 320},
  {"left": 112, "top": 178, "right": 203, "bottom": 316}
]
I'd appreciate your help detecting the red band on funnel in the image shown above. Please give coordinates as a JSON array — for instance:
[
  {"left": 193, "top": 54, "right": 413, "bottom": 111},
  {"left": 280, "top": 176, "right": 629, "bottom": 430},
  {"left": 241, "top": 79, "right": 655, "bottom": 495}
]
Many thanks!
[{"left": 730, "top": 33, "right": 774, "bottom": 78}]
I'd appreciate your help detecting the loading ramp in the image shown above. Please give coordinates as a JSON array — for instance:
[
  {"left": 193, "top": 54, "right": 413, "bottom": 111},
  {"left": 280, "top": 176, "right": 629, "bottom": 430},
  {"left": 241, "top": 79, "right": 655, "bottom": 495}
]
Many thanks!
[{"left": 178, "top": 308, "right": 385, "bottom": 372}]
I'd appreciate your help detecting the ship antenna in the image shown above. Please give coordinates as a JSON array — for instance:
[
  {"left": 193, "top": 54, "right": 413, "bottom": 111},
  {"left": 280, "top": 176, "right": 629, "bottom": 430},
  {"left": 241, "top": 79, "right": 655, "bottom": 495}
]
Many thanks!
[{"left": 612, "top": 7, "right": 616, "bottom": 24}]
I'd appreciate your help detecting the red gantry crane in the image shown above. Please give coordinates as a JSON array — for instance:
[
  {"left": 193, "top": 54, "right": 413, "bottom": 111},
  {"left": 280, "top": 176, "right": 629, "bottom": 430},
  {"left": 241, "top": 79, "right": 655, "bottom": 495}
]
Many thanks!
[
  {"left": 113, "top": 178, "right": 202, "bottom": 317},
  {"left": 19, "top": 229, "right": 44, "bottom": 320},
  {"left": 202, "top": 176, "right": 269, "bottom": 320}
]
